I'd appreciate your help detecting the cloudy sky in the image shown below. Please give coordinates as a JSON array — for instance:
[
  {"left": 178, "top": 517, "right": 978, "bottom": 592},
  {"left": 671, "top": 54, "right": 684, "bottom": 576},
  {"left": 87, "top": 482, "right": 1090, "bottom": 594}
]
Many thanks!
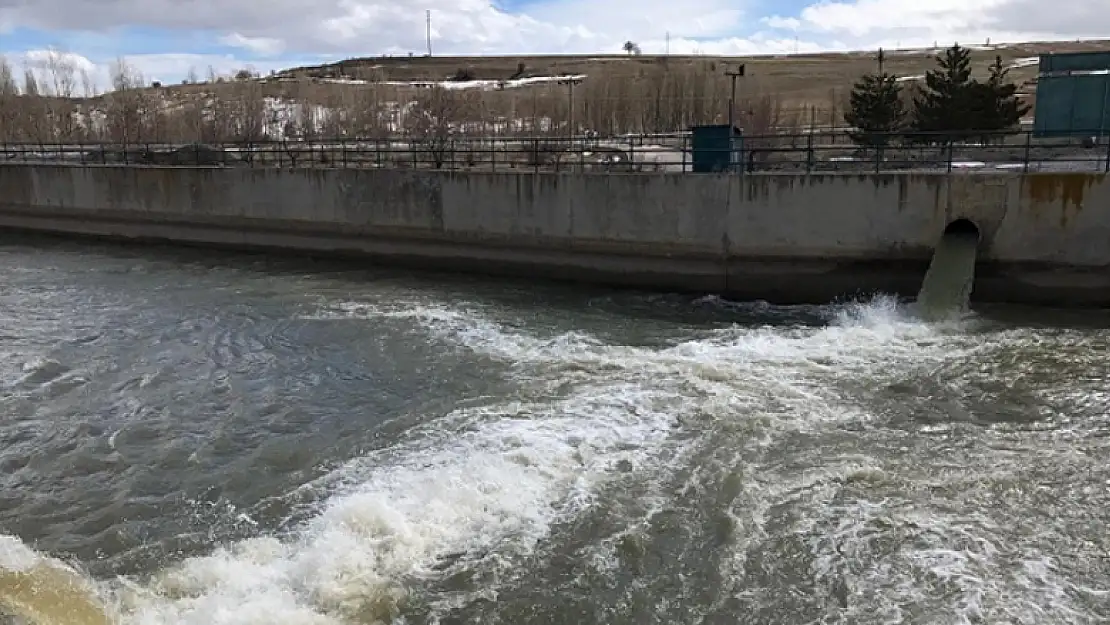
[{"left": 0, "top": 0, "right": 1104, "bottom": 91}]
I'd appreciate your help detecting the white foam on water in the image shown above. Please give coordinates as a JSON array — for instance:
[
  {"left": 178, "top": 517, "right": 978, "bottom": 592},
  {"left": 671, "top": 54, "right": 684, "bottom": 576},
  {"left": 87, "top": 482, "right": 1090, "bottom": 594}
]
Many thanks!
[
  {"left": 803, "top": 495, "right": 1100, "bottom": 623},
  {"left": 0, "top": 537, "right": 41, "bottom": 574},
  {"left": 301, "top": 294, "right": 988, "bottom": 600},
  {"left": 3, "top": 295, "right": 984, "bottom": 625},
  {"left": 718, "top": 447, "right": 1105, "bottom": 624},
  {"left": 318, "top": 294, "right": 976, "bottom": 389}
]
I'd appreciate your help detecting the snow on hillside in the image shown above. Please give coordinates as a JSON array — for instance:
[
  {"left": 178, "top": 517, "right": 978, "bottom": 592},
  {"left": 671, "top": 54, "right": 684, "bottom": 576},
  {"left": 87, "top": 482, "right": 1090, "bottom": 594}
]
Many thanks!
[
  {"left": 317, "top": 74, "right": 587, "bottom": 91},
  {"left": 71, "top": 93, "right": 562, "bottom": 141},
  {"left": 895, "top": 56, "right": 1043, "bottom": 83}
]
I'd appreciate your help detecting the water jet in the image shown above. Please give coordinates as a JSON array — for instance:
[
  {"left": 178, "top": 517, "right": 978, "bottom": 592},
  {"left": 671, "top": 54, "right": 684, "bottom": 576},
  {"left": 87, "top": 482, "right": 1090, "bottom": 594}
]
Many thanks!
[{"left": 915, "top": 219, "right": 981, "bottom": 320}]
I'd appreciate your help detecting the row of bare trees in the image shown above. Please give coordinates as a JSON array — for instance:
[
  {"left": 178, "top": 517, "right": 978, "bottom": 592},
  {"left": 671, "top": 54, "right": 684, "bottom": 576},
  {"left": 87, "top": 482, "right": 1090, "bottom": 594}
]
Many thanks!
[{"left": 0, "top": 55, "right": 850, "bottom": 146}]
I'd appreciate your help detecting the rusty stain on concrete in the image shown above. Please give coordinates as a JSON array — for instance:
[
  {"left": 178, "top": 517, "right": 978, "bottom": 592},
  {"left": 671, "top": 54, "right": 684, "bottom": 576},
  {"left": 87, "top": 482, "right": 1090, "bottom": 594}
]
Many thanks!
[
  {"left": 774, "top": 175, "right": 796, "bottom": 195},
  {"left": 1022, "top": 173, "right": 1104, "bottom": 228}
]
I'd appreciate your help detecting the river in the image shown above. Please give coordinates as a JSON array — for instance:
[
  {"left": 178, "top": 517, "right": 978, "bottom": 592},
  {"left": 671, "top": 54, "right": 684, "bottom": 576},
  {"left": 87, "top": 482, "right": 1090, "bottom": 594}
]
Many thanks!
[{"left": 1, "top": 236, "right": 1108, "bottom": 624}]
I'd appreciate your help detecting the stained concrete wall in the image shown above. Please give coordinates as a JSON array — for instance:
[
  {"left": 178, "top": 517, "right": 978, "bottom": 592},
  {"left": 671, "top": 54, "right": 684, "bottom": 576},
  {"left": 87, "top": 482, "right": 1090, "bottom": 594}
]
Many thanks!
[{"left": 1, "top": 165, "right": 1108, "bottom": 305}]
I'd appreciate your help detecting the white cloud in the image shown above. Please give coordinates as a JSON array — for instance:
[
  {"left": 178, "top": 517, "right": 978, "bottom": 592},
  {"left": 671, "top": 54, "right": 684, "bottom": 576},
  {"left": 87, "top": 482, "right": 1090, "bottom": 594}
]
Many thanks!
[
  {"left": 220, "top": 33, "right": 286, "bottom": 57},
  {"left": 3, "top": 49, "right": 298, "bottom": 93},
  {"left": 766, "top": 0, "right": 1110, "bottom": 47},
  {"left": 763, "top": 17, "right": 802, "bottom": 32},
  {"left": 0, "top": 0, "right": 751, "bottom": 57}
]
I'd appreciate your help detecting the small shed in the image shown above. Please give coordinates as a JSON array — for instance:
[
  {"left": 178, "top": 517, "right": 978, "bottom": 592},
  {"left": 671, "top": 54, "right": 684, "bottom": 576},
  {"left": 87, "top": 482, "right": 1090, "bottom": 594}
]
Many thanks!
[
  {"left": 1033, "top": 51, "right": 1110, "bottom": 138},
  {"left": 689, "top": 124, "right": 743, "bottom": 173}
]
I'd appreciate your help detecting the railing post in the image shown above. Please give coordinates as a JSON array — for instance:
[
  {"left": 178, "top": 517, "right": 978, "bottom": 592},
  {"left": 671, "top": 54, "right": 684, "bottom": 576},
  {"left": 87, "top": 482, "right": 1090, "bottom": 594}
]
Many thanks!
[
  {"left": 946, "top": 141, "right": 954, "bottom": 173},
  {"left": 806, "top": 131, "right": 814, "bottom": 174},
  {"left": 1023, "top": 131, "right": 1032, "bottom": 173}
]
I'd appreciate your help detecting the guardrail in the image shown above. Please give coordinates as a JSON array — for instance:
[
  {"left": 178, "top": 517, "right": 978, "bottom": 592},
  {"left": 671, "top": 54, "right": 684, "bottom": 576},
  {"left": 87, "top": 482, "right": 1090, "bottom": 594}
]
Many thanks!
[{"left": 2, "top": 130, "right": 1109, "bottom": 173}]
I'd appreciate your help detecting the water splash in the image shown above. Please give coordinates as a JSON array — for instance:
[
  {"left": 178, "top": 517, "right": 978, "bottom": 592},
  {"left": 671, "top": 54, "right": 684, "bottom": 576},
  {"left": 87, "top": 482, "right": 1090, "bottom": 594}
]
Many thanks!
[{"left": 0, "top": 295, "right": 997, "bottom": 625}]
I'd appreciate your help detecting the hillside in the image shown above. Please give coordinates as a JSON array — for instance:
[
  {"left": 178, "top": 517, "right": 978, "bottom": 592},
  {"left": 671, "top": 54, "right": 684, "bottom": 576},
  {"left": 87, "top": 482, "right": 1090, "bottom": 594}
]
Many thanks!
[
  {"left": 3, "top": 39, "right": 1109, "bottom": 145},
  {"left": 271, "top": 39, "right": 1110, "bottom": 108}
]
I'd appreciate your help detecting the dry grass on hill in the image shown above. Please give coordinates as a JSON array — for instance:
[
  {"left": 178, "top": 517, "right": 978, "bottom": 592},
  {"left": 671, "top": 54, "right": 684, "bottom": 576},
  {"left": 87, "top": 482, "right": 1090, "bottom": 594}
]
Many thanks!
[
  {"left": 278, "top": 39, "right": 1110, "bottom": 109},
  {"left": 1, "top": 39, "right": 1108, "bottom": 145}
]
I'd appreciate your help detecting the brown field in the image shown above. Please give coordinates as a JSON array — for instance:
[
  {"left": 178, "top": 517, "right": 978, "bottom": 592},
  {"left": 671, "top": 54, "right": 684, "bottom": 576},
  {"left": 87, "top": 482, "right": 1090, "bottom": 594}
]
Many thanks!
[
  {"left": 279, "top": 40, "right": 1110, "bottom": 104},
  {"left": 2, "top": 39, "right": 1109, "bottom": 144}
]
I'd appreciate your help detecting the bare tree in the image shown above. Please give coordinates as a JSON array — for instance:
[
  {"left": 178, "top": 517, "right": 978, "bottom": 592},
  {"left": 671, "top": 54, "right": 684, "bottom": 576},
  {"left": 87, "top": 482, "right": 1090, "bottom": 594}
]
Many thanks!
[
  {"left": 102, "top": 57, "right": 159, "bottom": 146},
  {"left": 738, "top": 94, "right": 800, "bottom": 170},
  {"left": 225, "top": 78, "right": 268, "bottom": 158},
  {"left": 404, "top": 86, "right": 468, "bottom": 168},
  {"left": 43, "top": 49, "right": 77, "bottom": 99},
  {"left": 20, "top": 67, "right": 54, "bottom": 143},
  {"left": 22, "top": 68, "right": 39, "bottom": 96},
  {"left": 40, "top": 49, "right": 80, "bottom": 141},
  {"left": 0, "top": 56, "right": 23, "bottom": 142}
]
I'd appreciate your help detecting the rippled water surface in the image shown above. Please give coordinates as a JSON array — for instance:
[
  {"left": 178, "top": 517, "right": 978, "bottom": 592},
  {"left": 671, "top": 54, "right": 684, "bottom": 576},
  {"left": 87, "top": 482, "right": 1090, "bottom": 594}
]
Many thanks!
[{"left": 1, "top": 236, "right": 1108, "bottom": 625}]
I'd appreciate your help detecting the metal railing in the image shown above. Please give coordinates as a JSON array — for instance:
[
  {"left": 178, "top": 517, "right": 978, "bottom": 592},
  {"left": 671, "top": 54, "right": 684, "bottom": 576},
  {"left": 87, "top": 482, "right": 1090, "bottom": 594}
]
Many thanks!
[{"left": 2, "top": 129, "right": 1109, "bottom": 174}]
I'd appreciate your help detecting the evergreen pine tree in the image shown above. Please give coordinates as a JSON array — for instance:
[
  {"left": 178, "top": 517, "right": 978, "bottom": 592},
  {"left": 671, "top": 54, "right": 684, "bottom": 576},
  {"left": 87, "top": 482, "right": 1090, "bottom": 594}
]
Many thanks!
[
  {"left": 843, "top": 49, "right": 907, "bottom": 147},
  {"left": 911, "top": 43, "right": 981, "bottom": 142},
  {"left": 980, "top": 55, "right": 1031, "bottom": 136}
]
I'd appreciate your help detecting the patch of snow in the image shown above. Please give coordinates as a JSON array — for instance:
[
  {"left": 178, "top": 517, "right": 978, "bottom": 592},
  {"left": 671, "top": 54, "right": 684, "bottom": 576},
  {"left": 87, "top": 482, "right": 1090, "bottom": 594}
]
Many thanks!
[
  {"left": 896, "top": 75, "right": 924, "bottom": 82},
  {"left": 1009, "top": 56, "right": 1040, "bottom": 69},
  {"left": 375, "top": 74, "right": 587, "bottom": 92},
  {"left": 889, "top": 48, "right": 935, "bottom": 56},
  {"left": 319, "top": 78, "right": 370, "bottom": 85}
]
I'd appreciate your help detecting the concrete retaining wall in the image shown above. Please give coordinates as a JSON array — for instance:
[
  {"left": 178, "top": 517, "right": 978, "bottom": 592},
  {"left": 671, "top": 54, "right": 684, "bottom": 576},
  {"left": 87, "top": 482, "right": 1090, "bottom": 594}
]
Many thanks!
[{"left": 1, "top": 165, "right": 1108, "bottom": 305}]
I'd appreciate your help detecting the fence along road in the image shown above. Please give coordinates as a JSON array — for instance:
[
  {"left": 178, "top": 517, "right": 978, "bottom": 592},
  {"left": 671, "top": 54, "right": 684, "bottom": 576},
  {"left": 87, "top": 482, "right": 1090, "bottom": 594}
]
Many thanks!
[{"left": 2, "top": 129, "right": 1110, "bottom": 173}]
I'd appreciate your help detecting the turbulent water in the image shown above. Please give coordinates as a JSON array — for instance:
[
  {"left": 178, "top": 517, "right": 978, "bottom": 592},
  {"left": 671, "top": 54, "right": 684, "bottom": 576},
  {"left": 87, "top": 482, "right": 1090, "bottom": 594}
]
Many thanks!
[{"left": 1, "top": 237, "right": 1109, "bottom": 625}]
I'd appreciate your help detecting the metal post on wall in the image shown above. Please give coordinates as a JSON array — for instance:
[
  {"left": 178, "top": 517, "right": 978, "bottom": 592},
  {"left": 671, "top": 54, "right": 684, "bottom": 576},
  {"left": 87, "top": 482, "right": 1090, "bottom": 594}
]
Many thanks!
[
  {"left": 1023, "top": 131, "right": 1033, "bottom": 173},
  {"left": 1101, "top": 73, "right": 1110, "bottom": 170},
  {"left": 726, "top": 64, "right": 746, "bottom": 172},
  {"left": 568, "top": 80, "right": 575, "bottom": 140},
  {"left": 559, "top": 76, "right": 583, "bottom": 147}
]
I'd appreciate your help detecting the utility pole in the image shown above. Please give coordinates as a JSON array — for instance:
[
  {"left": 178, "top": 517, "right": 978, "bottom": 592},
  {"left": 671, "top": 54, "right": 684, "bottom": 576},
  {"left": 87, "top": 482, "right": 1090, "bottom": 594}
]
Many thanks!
[
  {"left": 726, "top": 64, "right": 746, "bottom": 172},
  {"left": 726, "top": 64, "right": 745, "bottom": 131},
  {"left": 568, "top": 80, "right": 575, "bottom": 137},
  {"left": 559, "top": 76, "right": 583, "bottom": 139},
  {"left": 666, "top": 32, "right": 670, "bottom": 56},
  {"left": 426, "top": 10, "right": 432, "bottom": 56}
]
